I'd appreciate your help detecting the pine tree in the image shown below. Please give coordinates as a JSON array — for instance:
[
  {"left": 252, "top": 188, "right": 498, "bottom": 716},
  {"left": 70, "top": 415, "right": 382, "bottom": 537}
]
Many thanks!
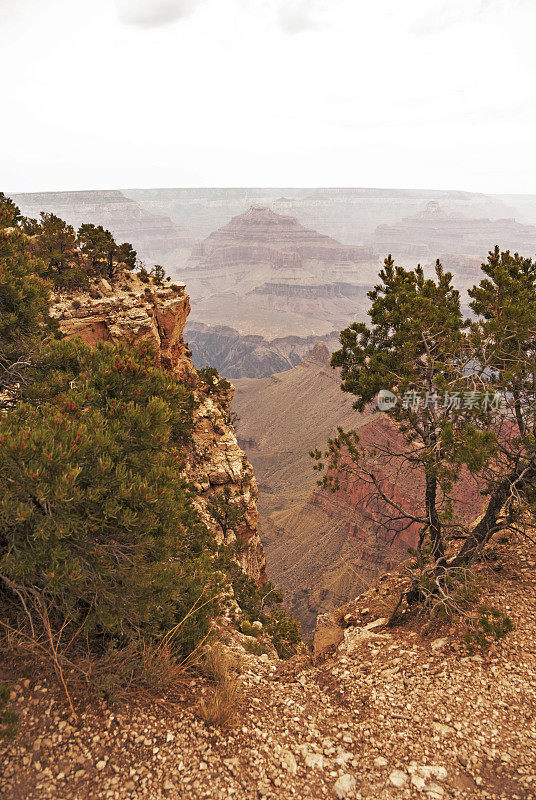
[
  {"left": 316, "top": 250, "right": 536, "bottom": 608},
  {"left": 0, "top": 339, "right": 220, "bottom": 651},
  {"left": 0, "top": 193, "right": 22, "bottom": 230},
  {"left": 0, "top": 228, "right": 51, "bottom": 406}
]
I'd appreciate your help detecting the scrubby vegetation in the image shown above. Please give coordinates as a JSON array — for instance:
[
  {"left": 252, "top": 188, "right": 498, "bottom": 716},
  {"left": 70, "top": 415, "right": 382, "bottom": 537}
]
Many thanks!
[
  {"left": 199, "top": 644, "right": 243, "bottom": 728},
  {"left": 0, "top": 192, "right": 300, "bottom": 702},
  {"left": 1, "top": 192, "right": 140, "bottom": 290},
  {"left": 314, "top": 248, "right": 536, "bottom": 623}
]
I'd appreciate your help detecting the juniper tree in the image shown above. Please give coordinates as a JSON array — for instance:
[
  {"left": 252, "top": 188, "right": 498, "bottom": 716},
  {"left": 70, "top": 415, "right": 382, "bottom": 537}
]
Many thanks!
[{"left": 314, "top": 250, "right": 536, "bottom": 607}]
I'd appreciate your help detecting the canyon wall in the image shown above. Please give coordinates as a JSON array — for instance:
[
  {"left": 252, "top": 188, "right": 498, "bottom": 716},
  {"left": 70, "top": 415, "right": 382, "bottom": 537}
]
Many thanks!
[
  {"left": 186, "top": 321, "right": 340, "bottom": 379},
  {"left": 50, "top": 273, "right": 265, "bottom": 583},
  {"left": 125, "top": 187, "right": 519, "bottom": 244}
]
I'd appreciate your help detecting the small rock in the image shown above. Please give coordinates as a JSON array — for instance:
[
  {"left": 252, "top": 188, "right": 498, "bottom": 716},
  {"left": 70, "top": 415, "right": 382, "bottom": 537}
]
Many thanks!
[
  {"left": 374, "top": 756, "right": 388, "bottom": 768},
  {"left": 411, "top": 774, "right": 426, "bottom": 791},
  {"left": 416, "top": 765, "right": 448, "bottom": 782},
  {"left": 334, "top": 773, "right": 357, "bottom": 798},
  {"left": 305, "top": 752, "right": 324, "bottom": 770},
  {"left": 281, "top": 749, "right": 298, "bottom": 775},
  {"left": 313, "top": 613, "right": 345, "bottom": 656},
  {"left": 96, "top": 760, "right": 106, "bottom": 771},
  {"left": 431, "top": 638, "right": 448, "bottom": 651},
  {"left": 425, "top": 784, "right": 445, "bottom": 799},
  {"left": 389, "top": 769, "right": 408, "bottom": 788},
  {"left": 432, "top": 722, "right": 455, "bottom": 737}
]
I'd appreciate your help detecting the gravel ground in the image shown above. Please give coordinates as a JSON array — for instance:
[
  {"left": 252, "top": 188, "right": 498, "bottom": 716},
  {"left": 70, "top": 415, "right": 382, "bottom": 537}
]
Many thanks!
[{"left": 1, "top": 533, "right": 535, "bottom": 800}]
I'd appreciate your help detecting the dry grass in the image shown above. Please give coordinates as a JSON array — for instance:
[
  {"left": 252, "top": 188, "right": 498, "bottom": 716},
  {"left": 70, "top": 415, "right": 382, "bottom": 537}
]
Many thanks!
[
  {"left": 198, "top": 644, "right": 242, "bottom": 729},
  {"left": 0, "top": 593, "right": 215, "bottom": 710}
]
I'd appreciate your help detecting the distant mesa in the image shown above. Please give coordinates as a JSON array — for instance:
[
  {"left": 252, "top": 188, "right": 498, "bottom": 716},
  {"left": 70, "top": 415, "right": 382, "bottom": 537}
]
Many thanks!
[
  {"left": 186, "top": 205, "right": 376, "bottom": 270},
  {"left": 371, "top": 200, "right": 536, "bottom": 264}
]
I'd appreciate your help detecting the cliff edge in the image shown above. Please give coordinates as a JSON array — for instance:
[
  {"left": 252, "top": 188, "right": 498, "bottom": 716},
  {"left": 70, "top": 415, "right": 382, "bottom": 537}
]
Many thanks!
[{"left": 50, "top": 272, "right": 266, "bottom": 583}]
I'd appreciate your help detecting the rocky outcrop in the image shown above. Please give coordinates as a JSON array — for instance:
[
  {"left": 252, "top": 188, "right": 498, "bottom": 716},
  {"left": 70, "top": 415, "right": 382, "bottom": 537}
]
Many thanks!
[{"left": 50, "top": 273, "right": 265, "bottom": 583}]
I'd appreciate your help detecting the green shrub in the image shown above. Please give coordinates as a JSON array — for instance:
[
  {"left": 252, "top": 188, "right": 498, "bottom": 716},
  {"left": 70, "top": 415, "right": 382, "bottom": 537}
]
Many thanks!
[
  {"left": 197, "top": 366, "right": 232, "bottom": 395},
  {"left": 215, "top": 552, "right": 300, "bottom": 658},
  {"left": 464, "top": 605, "right": 514, "bottom": 651},
  {"left": 0, "top": 338, "right": 222, "bottom": 654}
]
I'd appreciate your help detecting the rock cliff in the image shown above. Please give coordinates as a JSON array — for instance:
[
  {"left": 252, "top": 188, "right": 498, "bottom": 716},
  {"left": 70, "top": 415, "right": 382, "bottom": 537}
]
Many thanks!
[{"left": 50, "top": 273, "right": 265, "bottom": 583}]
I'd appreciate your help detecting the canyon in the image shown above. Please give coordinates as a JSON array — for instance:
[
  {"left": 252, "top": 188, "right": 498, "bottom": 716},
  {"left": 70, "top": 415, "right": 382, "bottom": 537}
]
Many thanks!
[
  {"left": 186, "top": 321, "right": 340, "bottom": 379},
  {"left": 13, "top": 186, "right": 536, "bottom": 628},
  {"left": 371, "top": 200, "right": 536, "bottom": 270},
  {"left": 12, "top": 190, "right": 193, "bottom": 271},
  {"left": 14, "top": 187, "right": 536, "bottom": 379},
  {"left": 124, "top": 186, "right": 519, "bottom": 245}
]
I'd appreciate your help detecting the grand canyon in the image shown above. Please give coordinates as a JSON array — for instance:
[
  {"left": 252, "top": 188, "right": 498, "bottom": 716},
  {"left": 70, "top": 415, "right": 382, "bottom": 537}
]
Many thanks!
[{"left": 12, "top": 185, "right": 536, "bottom": 634}]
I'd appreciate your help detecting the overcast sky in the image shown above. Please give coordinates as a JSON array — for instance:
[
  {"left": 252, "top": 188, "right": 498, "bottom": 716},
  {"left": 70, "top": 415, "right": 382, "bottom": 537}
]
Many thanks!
[{"left": 1, "top": 0, "right": 535, "bottom": 194}]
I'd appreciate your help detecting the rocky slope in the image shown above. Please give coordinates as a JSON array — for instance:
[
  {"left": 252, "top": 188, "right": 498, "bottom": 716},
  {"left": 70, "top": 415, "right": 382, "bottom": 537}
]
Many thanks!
[
  {"left": 12, "top": 190, "right": 194, "bottom": 271},
  {"left": 50, "top": 273, "right": 265, "bottom": 582},
  {"left": 2, "top": 527, "right": 535, "bottom": 800},
  {"left": 232, "top": 345, "right": 377, "bottom": 633},
  {"left": 186, "top": 321, "right": 340, "bottom": 379}
]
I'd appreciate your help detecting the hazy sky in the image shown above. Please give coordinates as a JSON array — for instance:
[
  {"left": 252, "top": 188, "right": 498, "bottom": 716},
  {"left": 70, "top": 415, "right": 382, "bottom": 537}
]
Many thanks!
[{"left": 1, "top": 0, "right": 535, "bottom": 193}]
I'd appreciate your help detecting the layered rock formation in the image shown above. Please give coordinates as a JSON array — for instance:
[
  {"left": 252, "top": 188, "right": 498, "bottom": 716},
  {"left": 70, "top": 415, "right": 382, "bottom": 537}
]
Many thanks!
[
  {"left": 13, "top": 190, "right": 194, "bottom": 269},
  {"left": 186, "top": 321, "right": 340, "bottom": 379},
  {"left": 50, "top": 274, "right": 265, "bottom": 583},
  {"left": 125, "top": 186, "right": 518, "bottom": 244},
  {"left": 371, "top": 200, "right": 536, "bottom": 265},
  {"left": 182, "top": 206, "right": 379, "bottom": 339},
  {"left": 189, "top": 205, "right": 374, "bottom": 268}
]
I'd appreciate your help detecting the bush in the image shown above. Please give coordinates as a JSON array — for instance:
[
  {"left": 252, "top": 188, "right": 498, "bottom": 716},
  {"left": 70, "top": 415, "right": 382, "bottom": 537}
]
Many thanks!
[
  {"left": 0, "top": 338, "right": 223, "bottom": 655},
  {"left": 216, "top": 552, "right": 300, "bottom": 658},
  {"left": 464, "top": 605, "right": 514, "bottom": 652},
  {"left": 197, "top": 366, "right": 232, "bottom": 395}
]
